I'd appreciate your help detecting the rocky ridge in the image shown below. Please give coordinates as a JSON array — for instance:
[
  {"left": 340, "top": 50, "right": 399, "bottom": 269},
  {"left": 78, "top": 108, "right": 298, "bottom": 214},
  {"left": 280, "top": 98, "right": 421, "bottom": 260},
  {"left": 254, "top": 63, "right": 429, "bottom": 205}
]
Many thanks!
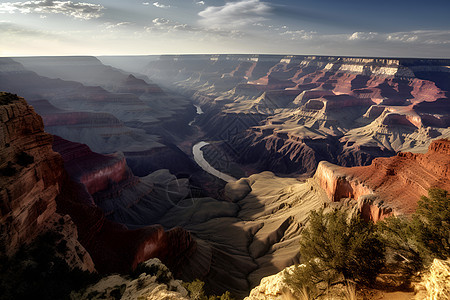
[
  {"left": 140, "top": 55, "right": 450, "bottom": 176},
  {"left": 314, "top": 139, "right": 450, "bottom": 221},
  {"left": 0, "top": 92, "right": 94, "bottom": 271},
  {"left": 0, "top": 57, "right": 197, "bottom": 178},
  {"left": 0, "top": 93, "right": 196, "bottom": 277}
]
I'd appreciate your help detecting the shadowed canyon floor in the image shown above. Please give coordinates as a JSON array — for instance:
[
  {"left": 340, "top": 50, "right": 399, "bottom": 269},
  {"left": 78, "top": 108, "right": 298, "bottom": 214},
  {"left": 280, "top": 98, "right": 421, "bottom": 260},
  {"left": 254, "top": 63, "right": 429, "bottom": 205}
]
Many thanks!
[{"left": 1, "top": 55, "right": 450, "bottom": 298}]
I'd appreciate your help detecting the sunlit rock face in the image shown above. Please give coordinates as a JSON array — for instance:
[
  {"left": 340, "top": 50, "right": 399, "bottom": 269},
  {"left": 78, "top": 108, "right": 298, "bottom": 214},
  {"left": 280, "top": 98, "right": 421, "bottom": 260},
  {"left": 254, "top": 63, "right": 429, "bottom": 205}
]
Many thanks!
[
  {"left": 142, "top": 55, "right": 450, "bottom": 176},
  {"left": 51, "top": 136, "right": 198, "bottom": 275},
  {"left": 314, "top": 139, "right": 450, "bottom": 221},
  {"left": 0, "top": 93, "right": 94, "bottom": 271},
  {"left": 0, "top": 93, "right": 64, "bottom": 253},
  {"left": 53, "top": 135, "right": 129, "bottom": 195},
  {"left": 73, "top": 258, "right": 190, "bottom": 300}
]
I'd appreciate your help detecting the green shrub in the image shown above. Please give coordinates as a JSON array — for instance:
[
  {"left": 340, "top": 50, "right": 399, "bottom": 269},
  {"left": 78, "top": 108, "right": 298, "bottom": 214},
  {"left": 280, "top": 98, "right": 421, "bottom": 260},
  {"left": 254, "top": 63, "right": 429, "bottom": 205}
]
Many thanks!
[
  {"left": 377, "top": 215, "right": 423, "bottom": 278},
  {"left": 378, "top": 188, "right": 450, "bottom": 277},
  {"left": 0, "top": 231, "right": 98, "bottom": 300},
  {"left": 184, "top": 279, "right": 207, "bottom": 300},
  {"left": 0, "top": 92, "right": 19, "bottom": 105},
  {"left": 183, "top": 279, "right": 235, "bottom": 300},
  {"left": 285, "top": 209, "right": 385, "bottom": 296},
  {"left": 412, "top": 188, "right": 450, "bottom": 261}
]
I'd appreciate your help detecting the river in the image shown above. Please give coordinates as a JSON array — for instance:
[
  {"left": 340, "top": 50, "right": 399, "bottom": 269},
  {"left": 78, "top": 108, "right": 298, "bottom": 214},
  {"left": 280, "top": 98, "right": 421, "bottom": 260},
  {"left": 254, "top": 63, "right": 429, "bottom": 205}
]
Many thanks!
[{"left": 190, "top": 104, "right": 236, "bottom": 183}]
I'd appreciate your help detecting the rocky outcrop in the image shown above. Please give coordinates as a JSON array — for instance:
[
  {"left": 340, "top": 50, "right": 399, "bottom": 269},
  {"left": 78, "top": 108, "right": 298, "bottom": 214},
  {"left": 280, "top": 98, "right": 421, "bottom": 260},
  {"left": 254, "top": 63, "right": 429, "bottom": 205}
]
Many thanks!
[
  {"left": 314, "top": 161, "right": 392, "bottom": 222},
  {"left": 53, "top": 136, "right": 129, "bottom": 195},
  {"left": 244, "top": 266, "right": 297, "bottom": 300},
  {"left": 0, "top": 93, "right": 197, "bottom": 278},
  {"left": 51, "top": 138, "right": 197, "bottom": 275},
  {"left": 0, "top": 92, "right": 65, "bottom": 252},
  {"left": 314, "top": 139, "right": 450, "bottom": 220},
  {"left": 0, "top": 92, "right": 95, "bottom": 271},
  {"left": 415, "top": 259, "right": 450, "bottom": 300},
  {"left": 72, "top": 258, "right": 189, "bottom": 300}
]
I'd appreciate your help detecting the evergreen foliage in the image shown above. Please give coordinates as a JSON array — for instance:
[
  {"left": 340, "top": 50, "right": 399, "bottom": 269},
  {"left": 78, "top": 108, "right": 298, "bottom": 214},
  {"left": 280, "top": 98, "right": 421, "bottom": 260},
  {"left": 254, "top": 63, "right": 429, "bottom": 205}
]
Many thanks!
[
  {"left": 285, "top": 209, "right": 385, "bottom": 297},
  {"left": 379, "top": 187, "right": 450, "bottom": 277},
  {"left": 183, "top": 279, "right": 235, "bottom": 300},
  {"left": 0, "top": 232, "right": 98, "bottom": 300}
]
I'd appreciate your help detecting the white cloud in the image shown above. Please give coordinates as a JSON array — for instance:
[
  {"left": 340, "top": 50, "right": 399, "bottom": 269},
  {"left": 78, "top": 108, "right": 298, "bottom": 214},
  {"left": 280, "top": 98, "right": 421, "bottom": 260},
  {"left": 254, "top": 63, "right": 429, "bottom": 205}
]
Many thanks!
[
  {"left": 348, "top": 31, "right": 378, "bottom": 41},
  {"left": 142, "top": 2, "right": 150, "bottom": 5},
  {"left": 387, "top": 33, "right": 418, "bottom": 43},
  {"left": 153, "top": 2, "right": 170, "bottom": 9},
  {"left": 347, "top": 30, "right": 450, "bottom": 45},
  {"left": 147, "top": 18, "right": 196, "bottom": 33},
  {"left": 195, "top": 1, "right": 205, "bottom": 5},
  {"left": 198, "top": 0, "right": 272, "bottom": 29},
  {"left": 0, "top": 0, "right": 104, "bottom": 20},
  {"left": 104, "top": 22, "right": 131, "bottom": 30},
  {"left": 146, "top": 17, "right": 244, "bottom": 38},
  {"left": 281, "top": 30, "right": 315, "bottom": 40}
]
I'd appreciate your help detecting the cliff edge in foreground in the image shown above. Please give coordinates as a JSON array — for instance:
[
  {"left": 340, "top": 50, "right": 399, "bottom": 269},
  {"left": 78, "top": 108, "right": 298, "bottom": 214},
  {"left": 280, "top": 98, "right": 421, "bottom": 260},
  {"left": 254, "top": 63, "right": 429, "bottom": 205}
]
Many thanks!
[{"left": 0, "top": 92, "right": 94, "bottom": 270}]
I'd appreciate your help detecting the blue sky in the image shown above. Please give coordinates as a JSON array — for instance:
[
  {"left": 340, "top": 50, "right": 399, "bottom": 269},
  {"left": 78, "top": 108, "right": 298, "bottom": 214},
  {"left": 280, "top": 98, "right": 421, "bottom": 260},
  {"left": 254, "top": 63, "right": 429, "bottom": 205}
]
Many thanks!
[{"left": 0, "top": 0, "right": 449, "bottom": 57}]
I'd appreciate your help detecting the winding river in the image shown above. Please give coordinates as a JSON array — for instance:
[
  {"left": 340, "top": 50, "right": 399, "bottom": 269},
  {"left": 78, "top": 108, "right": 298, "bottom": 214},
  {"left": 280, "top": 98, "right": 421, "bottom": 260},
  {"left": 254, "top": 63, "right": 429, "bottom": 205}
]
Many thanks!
[{"left": 190, "top": 104, "right": 236, "bottom": 183}]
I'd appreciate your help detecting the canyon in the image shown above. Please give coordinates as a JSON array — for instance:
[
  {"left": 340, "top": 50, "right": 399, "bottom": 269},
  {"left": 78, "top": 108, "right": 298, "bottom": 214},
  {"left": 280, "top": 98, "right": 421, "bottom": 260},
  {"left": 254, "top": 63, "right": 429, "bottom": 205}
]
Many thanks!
[{"left": 0, "top": 55, "right": 449, "bottom": 299}]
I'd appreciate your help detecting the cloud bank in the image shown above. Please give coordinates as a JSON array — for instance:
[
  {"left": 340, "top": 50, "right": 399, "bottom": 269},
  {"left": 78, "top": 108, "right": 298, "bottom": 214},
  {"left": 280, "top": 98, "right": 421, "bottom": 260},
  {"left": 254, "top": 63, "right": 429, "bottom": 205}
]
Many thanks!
[
  {"left": 0, "top": 0, "right": 104, "bottom": 19},
  {"left": 198, "top": 0, "right": 272, "bottom": 29}
]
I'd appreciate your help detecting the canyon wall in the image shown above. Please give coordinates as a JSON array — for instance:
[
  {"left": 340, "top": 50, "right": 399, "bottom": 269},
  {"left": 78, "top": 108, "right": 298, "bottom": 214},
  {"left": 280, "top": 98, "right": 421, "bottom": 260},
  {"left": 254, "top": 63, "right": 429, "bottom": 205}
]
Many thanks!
[
  {"left": 141, "top": 55, "right": 449, "bottom": 176},
  {"left": 0, "top": 92, "right": 95, "bottom": 270},
  {"left": 313, "top": 139, "right": 450, "bottom": 221},
  {"left": 0, "top": 57, "right": 197, "bottom": 178},
  {"left": 0, "top": 93, "right": 197, "bottom": 277},
  {"left": 0, "top": 93, "right": 65, "bottom": 252}
]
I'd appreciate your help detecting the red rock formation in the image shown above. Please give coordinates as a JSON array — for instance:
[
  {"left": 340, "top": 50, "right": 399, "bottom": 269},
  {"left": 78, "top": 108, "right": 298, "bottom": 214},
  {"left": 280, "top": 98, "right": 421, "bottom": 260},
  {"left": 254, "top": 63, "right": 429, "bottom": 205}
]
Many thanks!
[
  {"left": 53, "top": 136, "right": 129, "bottom": 195},
  {"left": 0, "top": 92, "right": 95, "bottom": 271},
  {"left": 54, "top": 175, "right": 195, "bottom": 273},
  {"left": 315, "top": 139, "right": 450, "bottom": 220},
  {"left": 0, "top": 93, "right": 196, "bottom": 276},
  {"left": 0, "top": 93, "right": 64, "bottom": 253}
]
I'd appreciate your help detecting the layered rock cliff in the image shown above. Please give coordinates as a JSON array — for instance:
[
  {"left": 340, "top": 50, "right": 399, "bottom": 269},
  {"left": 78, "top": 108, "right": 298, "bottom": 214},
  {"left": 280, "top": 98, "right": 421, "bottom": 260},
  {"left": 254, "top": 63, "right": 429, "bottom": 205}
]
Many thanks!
[
  {"left": 314, "top": 139, "right": 450, "bottom": 221},
  {"left": 140, "top": 55, "right": 450, "bottom": 176},
  {"left": 53, "top": 135, "right": 129, "bottom": 195},
  {"left": 0, "top": 92, "right": 65, "bottom": 251},
  {"left": 0, "top": 93, "right": 196, "bottom": 277},
  {"left": 0, "top": 92, "right": 94, "bottom": 271}
]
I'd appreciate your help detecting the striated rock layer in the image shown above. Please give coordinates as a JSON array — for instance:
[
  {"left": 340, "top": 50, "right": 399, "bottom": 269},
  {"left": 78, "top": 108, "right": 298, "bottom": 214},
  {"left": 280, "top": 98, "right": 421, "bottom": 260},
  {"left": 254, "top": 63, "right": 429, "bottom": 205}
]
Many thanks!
[
  {"left": 0, "top": 93, "right": 64, "bottom": 251},
  {"left": 140, "top": 55, "right": 450, "bottom": 177},
  {"left": 53, "top": 135, "right": 129, "bottom": 195},
  {"left": 314, "top": 139, "right": 450, "bottom": 221},
  {"left": 0, "top": 93, "right": 196, "bottom": 277},
  {"left": 0, "top": 92, "right": 94, "bottom": 271}
]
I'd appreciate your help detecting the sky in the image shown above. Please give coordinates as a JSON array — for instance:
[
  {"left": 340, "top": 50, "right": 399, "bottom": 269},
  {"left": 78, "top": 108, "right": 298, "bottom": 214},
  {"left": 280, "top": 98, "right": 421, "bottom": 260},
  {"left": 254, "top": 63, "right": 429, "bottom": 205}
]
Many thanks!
[{"left": 0, "top": 0, "right": 449, "bottom": 57}]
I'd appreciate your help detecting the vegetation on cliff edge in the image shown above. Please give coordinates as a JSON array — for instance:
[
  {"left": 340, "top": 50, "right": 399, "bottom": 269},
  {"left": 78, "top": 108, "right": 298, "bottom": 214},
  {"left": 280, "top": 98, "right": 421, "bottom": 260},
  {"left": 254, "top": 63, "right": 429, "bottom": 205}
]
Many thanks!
[
  {"left": 0, "top": 92, "right": 19, "bottom": 105},
  {"left": 285, "top": 188, "right": 450, "bottom": 298}
]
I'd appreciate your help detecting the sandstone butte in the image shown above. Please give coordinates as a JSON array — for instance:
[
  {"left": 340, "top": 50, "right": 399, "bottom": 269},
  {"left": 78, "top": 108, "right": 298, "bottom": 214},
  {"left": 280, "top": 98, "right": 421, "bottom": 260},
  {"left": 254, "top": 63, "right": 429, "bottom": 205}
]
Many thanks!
[
  {"left": 315, "top": 138, "right": 450, "bottom": 222},
  {"left": 0, "top": 93, "right": 195, "bottom": 274}
]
